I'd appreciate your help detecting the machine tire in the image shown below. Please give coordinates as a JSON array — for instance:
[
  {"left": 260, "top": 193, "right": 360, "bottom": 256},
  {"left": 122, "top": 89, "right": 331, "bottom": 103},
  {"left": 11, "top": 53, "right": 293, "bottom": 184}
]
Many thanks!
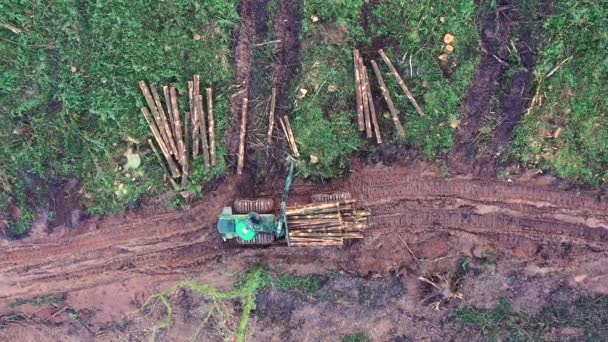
[
  {"left": 235, "top": 232, "right": 276, "bottom": 245},
  {"left": 311, "top": 192, "right": 352, "bottom": 203},
  {"left": 233, "top": 198, "right": 274, "bottom": 214}
]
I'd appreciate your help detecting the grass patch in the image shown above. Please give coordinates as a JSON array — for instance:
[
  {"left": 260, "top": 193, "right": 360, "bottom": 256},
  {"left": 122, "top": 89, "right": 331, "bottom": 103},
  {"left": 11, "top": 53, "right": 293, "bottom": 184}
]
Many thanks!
[
  {"left": 142, "top": 266, "right": 265, "bottom": 342},
  {"left": 456, "top": 293, "right": 608, "bottom": 341},
  {"left": 293, "top": 0, "right": 480, "bottom": 178},
  {"left": 10, "top": 296, "right": 63, "bottom": 309},
  {"left": 139, "top": 266, "right": 322, "bottom": 341},
  {"left": 509, "top": 0, "right": 608, "bottom": 186},
  {"left": 538, "top": 293, "right": 608, "bottom": 341},
  {"left": 257, "top": 269, "right": 322, "bottom": 296},
  {"left": 456, "top": 298, "right": 544, "bottom": 341},
  {"left": 291, "top": 1, "right": 366, "bottom": 178},
  {"left": 0, "top": 0, "right": 238, "bottom": 235},
  {"left": 369, "top": 0, "right": 479, "bottom": 157},
  {"left": 342, "top": 331, "right": 369, "bottom": 342}
]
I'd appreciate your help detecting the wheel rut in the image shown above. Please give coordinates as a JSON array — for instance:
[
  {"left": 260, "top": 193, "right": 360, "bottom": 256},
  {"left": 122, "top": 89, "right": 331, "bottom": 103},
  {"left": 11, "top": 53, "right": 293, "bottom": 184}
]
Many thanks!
[
  {"left": 1, "top": 165, "right": 608, "bottom": 301},
  {"left": 450, "top": 1, "right": 545, "bottom": 177}
]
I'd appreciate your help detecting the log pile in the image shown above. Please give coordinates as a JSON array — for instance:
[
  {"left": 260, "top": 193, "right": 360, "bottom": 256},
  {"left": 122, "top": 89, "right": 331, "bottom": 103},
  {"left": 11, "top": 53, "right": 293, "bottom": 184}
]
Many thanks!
[
  {"left": 139, "top": 77, "right": 216, "bottom": 190},
  {"left": 353, "top": 49, "right": 426, "bottom": 141},
  {"left": 286, "top": 199, "right": 370, "bottom": 247}
]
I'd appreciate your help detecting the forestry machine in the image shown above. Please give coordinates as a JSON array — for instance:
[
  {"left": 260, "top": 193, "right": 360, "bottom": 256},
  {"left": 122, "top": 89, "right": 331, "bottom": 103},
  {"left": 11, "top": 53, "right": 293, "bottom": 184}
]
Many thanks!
[{"left": 216, "top": 163, "right": 369, "bottom": 247}]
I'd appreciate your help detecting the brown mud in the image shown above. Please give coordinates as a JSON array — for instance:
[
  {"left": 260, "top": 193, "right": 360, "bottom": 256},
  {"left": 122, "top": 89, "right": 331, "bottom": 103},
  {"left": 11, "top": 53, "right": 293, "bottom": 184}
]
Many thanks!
[
  {"left": 225, "top": 0, "right": 267, "bottom": 160},
  {"left": 450, "top": 2, "right": 515, "bottom": 173},
  {"left": 4, "top": 0, "right": 608, "bottom": 340},
  {"left": 246, "top": 0, "right": 303, "bottom": 179},
  {"left": 1, "top": 162, "right": 608, "bottom": 340},
  {"left": 2, "top": 163, "right": 608, "bottom": 300},
  {"left": 474, "top": 3, "right": 549, "bottom": 178},
  {"left": 271, "top": 0, "right": 301, "bottom": 107}
]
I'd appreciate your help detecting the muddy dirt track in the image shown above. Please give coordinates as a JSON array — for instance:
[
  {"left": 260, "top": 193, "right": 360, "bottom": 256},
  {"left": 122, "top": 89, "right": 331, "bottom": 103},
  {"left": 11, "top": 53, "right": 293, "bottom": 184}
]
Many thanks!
[
  {"left": 3, "top": 0, "right": 608, "bottom": 339},
  {"left": 2, "top": 163, "right": 608, "bottom": 303}
]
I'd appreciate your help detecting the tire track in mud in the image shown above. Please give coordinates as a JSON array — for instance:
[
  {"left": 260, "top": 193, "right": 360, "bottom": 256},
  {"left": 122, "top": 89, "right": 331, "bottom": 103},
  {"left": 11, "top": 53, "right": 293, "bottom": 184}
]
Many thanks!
[
  {"left": 475, "top": 5, "right": 541, "bottom": 177},
  {"left": 451, "top": 1, "right": 542, "bottom": 177},
  {"left": 226, "top": 0, "right": 268, "bottom": 159},
  {"left": 271, "top": 0, "right": 301, "bottom": 111},
  {"left": 450, "top": 2, "right": 516, "bottom": 172},
  {"left": 226, "top": 0, "right": 302, "bottom": 177},
  {"left": 2, "top": 165, "right": 608, "bottom": 300}
]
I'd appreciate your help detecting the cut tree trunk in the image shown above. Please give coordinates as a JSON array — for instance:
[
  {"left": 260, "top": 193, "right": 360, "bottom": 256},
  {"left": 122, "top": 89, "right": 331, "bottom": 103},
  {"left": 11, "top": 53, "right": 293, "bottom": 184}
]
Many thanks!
[
  {"left": 140, "top": 81, "right": 172, "bottom": 152},
  {"left": 279, "top": 116, "right": 299, "bottom": 157},
  {"left": 148, "top": 139, "right": 178, "bottom": 189},
  {"left": 361, "top": 64, "right": 373, "bottom": 139},
  {"left": 150, "top": 84, "right": 179, "bottom": 156},
  {"left": 363, "top": 65, "right": 382, "bottom": 144},
  {"left": 353, "top": 50, "right": 364, "bottom": 131},
  {"left": 189, "top": 81, "right": 200, "bottom": 158},
  {"left": 182, "top": 111, "right": 190, "bottom": 186},
  {"left": 267, "top": 87, "right": 276, "bottom": 144},
  {"left": 371, "top": 60, "right": 405, "bottom": 139},
  {"left": 237, "top": 97, "right": 248, "bottom": 175},
  {"left": 141, "top": 107, "right": 180, "bottom": 178},
  {"left": 163, "top": 86, "right": 175, "bottom": 137},
  {"left": 169, "top": 87, "right": 186, "bottom": 166},
  {"left": 282, "top": 115, "right": 299, "bottom": 157},
  {"left": 207, "top": 88, "right": 216, "bottom": 167},
  {"left": 196, "top": 94, "right": 211, "bottom": 169},
  {"left": 378, "top": 49, "right": 425, "bottom": 117}
]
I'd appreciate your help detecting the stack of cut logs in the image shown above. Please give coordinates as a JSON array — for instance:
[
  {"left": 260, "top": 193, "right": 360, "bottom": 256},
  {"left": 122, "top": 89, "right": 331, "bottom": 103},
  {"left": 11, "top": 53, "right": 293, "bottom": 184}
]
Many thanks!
[
  {"left": 286, "top": 199, "right": 370, "bottom": 247},
  {"left": 353, "top": 49, "right": 426, "bottom": 143},
  {"left": 139, "top": 76, "right": 216, "bottom": 189}
]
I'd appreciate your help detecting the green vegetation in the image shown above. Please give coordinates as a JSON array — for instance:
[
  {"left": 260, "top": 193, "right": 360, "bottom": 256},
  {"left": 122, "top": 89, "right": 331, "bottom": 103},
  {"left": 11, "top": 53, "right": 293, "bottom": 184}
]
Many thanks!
[
  {"left": 292, "top": 0, "right": 366, "bottom": 178},
  {"left": 10, "top": 295, "right": 62, "bottom": 309},
  {"left": 456, "top": 298, "right": 544, "bottom": 341},
  {"left": 257, "top": 269, "right": 322, "bottom": 296},
  {"left": 457, "top": 256, "right": 471, "bottom": 276},
  {"left": 0, "top": 0, "right": 237, "bottom": 235},
  {"left": 369, "top": 0, "right": 479, "bottom": 157},
  {"left": 5, "top": 0, "right": 605, "bottom": 235},
  {"left": 294, "top": 0, "right": 480, "bottom": 177},
  {"left": 342, "top": 331, "right": 369, "bottom": 342},
  {"left": 141, "top": 266, "right": 321, "bottom": 341},
  {"left": 509, "top": 0, "right": 608, "bottom": 185},
  {"left": 144, "top": 266, "right": 265, "bottom": 342},
  {"left": 456, "top": 294, "right": 608, "bottom": 341},
  {"left": 538, "top": 292, "right": 608, "bottom": 341}
]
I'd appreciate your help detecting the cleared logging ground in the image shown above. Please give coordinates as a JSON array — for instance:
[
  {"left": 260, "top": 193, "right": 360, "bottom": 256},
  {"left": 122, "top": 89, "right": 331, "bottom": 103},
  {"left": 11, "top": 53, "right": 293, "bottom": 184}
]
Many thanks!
[{"left": 1, "top": 165, "right": 607, "bottom": 301}]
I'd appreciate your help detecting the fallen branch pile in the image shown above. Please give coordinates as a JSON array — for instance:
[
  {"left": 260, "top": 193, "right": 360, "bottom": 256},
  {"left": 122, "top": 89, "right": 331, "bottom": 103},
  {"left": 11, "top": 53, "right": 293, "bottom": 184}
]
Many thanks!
[
  {"left": 286, "top": 199, "right": 370, "bottom": 247},
  {"left": 139, "top": 77, "right": 216, "bottom": 189},
  {"left": 352, "top": 49, "right": 426, "bottom": 142}
]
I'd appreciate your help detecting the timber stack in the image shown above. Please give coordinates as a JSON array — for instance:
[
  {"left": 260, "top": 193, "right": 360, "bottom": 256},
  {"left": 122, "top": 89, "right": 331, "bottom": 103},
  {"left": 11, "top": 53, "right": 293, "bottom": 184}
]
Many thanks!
[
  {"left": 139, "top": 77, "right": 217, "bottom": 191},
  {"left": 286, "top": 197, "right": 370, "bottom": 247},
  {"left": 353, "top": 48, "right": 426, "bottom": 142}
]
